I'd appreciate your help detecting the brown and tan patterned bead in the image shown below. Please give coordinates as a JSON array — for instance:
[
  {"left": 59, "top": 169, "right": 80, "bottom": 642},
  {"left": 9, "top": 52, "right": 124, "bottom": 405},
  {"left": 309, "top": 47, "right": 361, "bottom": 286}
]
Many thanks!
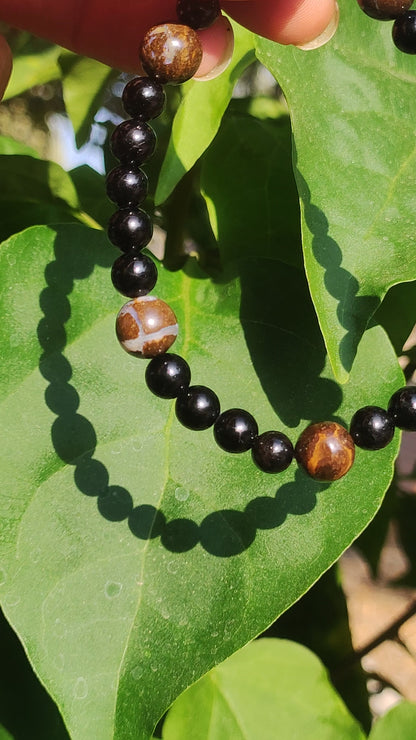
[
  {"left": 140, "top": 23, "right": 203, "bottom": 84},
  {"left": 116, "top": 296, "right": 178, "bottom": 358},
  {"left": 295, "top": 421, "right": 355, "bottom": 481}
]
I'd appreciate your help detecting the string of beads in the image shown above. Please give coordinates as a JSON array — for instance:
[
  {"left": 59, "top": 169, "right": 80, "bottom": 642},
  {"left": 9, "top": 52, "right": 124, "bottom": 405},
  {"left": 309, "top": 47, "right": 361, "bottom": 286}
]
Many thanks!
[{"left": 106, "top": 0, "right": 416, "bottom": 483}]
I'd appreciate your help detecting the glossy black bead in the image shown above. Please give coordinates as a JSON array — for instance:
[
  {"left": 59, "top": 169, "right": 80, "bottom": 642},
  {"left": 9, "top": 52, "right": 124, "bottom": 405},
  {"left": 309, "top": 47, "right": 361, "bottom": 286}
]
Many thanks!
[
  {"left": 176, "top": 0, "right": 221, "bottom": 29},
  {"left": 393, "top": 11, "right": 416, "bottom": 54},
  {"left": 213, "top": 408, "right": 258, "bottom": 453},
  {"left": 110, "top": 120, "right": 156, "bottom": 164},
  {"left": 251, "top": 431, "right": 294, "bottom": 473},
  {"left": 108, "top": 208, "right": 153, "bottom": 251},
  {"left": 349, "top": 406, "right": 395, "bottom": 450},
  {"left": 175, "top": 385, "right": 220, "bottom": 430},
  {"left": 146, "top": 354, "right": 191, "bottom": 399},
  {"left": 122, "top": 77, "right": 166, "bottom": 120},
  {"left": 358, "top": 0, "right": 412, "bottom": 21},
  {"left": 106, "top": 165, "right": 148, "bottom": 207},
  {"left": 388, "top": 386, "right": 416, "bottom": 431},
  {"left": 111, "top": 252, "right": 157, "bottom": 297}
]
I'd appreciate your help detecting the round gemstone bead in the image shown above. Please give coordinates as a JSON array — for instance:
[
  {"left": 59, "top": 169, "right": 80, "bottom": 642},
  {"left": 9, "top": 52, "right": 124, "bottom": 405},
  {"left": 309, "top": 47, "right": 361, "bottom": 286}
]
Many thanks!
[
  {"left": 358, "top": 0, "right": 412, "bottom": 20},
  {"left": 116, "top": 296, "right": 178, "bottom": 358},
  {"left": 295, "top": 422, "right": 355, "bottom": 482},
  {"left": 111, "top": 252, "right": 157, "bottom": 297},
  {"left": 146, "top": 353, "right": 191, "bottom": 398},
  {"left": 251, "top": 431, "right": 294, "bottom": 473},
  {"left": 350, "top": 406, "right": 395, "bottom": 450},
  {"left": 388, "top": 386, "right": 416, "bottom": 430},
  {"left": 393, "top": 11, "right": 416, "bottom": 53},
  {"left": 140, "top": 24, "right": 203, "bottom": 84},
  {"left": 175, "top": 385, "right": 220, "bottom": 430},
  {"left": 108, "top": 208, "right": 153, "bottom": 251},
  {"left": 122, "top": 77, "right": 166, "bottom": 120},
  {"left": 106, "top": 165, "right": 148, "bottom": 207},
  {"left": 176, "top": 0, "right": 221, "bottom": 29},
  {"left": 110, "top": 120, "right": 156, "bottom": 164},
  {"left": 213, "top": 408, "right": 258, "bottom": 453}
]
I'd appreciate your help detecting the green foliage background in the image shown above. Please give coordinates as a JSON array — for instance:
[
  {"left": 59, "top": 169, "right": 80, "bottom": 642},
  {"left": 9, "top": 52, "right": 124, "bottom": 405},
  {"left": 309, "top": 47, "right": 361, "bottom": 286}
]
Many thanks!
[{"left": 0, "top": 1, "right": 416, "bottom": 739}]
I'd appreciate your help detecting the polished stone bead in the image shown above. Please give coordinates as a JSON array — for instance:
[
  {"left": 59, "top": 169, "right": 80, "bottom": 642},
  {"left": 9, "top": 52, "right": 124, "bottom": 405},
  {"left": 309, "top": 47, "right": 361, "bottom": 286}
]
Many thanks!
[
  {"left": 295, "top": 422, "right": 355, "bottom": 481},
  {"left": 393, "top": 11, "right": 416, "bottom": 53},
  {"left": 388, "top": 386, "right": 416, "bottom": 431},
  {"left": 110, "top": 120, "right": 156, "bottom": 164},
  {"left": 251, "top": 431, "right": 294, "bottom": 473},
  {"left": 122, "top": 76, "right": 166, "bottom": 120},
  {"left": 106, "top": 165, "right": 148, "bottom": 207},
  {"left": 146, "top": 353, "right": 191, "bottom": 398},
  {"left": 108, "top": 208, "right": 153, "bottom": 251},
  {"left": 176, "top": 0, "right": 221, "bottom": 29},
  {"left": 350, "top": 406, "right": 395, "bottom": 450},
  {"left": 358, "top": 0, "right": 412, "bottom": 19},
  {"left": 116, "top": 296, "right": 178, "bottom": 358},
  {"left": 213, "top": 408, "right": 258, "bottom": 453},
  {"left": 140, "top": 24, "right": 203, "bottom": 84},
  {"left": 111, "top": 252, "right": 157, "bottom": 297},
  {"left": 175, "top": 385, "right": 220, "bottom": 430}
]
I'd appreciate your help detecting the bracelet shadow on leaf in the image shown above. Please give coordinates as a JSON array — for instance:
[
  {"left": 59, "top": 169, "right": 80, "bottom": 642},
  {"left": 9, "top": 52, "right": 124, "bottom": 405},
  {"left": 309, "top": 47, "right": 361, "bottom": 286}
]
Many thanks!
[{"left": 37, "top": 223, "right": 350, "bottom": 558}]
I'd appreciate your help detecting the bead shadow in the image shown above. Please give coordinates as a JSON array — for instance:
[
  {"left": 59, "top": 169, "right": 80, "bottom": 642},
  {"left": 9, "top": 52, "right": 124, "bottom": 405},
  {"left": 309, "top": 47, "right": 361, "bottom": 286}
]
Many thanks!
[
  {"left": 292, "top": 145, "right": 380, "bottom": 375},
  {"left": 39, "top": 225, "right": 331, "bottom": 557}
]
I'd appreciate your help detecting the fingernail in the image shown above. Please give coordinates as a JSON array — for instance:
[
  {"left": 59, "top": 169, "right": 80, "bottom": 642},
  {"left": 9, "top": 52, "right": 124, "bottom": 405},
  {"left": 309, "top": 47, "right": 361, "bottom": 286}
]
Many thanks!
[
  {"left": 296, "top": 2, "right": 339, "bottom": 51},
  {"left": 194, "top": 16, "right": 234, "bottom": 81}
]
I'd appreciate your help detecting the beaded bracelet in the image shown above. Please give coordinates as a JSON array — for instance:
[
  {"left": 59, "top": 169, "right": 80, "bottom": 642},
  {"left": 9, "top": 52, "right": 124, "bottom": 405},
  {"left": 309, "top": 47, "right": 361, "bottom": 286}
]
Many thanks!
[{"left": 106, "top": 0, "right": 416, "bottom": 484}]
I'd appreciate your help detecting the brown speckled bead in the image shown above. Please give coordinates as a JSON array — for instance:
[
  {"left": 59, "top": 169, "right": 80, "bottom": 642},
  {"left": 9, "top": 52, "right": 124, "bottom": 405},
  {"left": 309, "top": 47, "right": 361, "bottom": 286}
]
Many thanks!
[
  {"left": 357, "top": 0, "right": 412, "bottom": 20},
  {"left": 140, "top": 24, "right": 203, "bottom": 84},
  {"left": 116, "top": 296, "right": 178, "bottom": 358},
  {"left": 295, "top": 422, "right": 355, "bottom": 482}
]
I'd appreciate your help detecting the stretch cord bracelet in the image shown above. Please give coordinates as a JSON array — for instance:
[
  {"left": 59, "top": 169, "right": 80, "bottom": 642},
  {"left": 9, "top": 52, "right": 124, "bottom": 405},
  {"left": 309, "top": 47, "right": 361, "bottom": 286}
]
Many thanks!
[{"left": 106, "top": 0, "right": 416, "bottom": 484}]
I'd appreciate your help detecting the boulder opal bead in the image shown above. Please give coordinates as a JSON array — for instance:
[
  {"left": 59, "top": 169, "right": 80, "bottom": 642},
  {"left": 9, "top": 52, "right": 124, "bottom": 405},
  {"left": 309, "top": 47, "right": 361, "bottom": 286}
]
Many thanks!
[
  {"left": 295, "top": 422, "right": 355, "bottom": 481},
  {"left": 140, "top": 24, "right": 203, "bottom": 84},
  {"left": 357, "top": 0, "right": 412, "bottom": 20},
  {"left": 116, "top": 296, "right": 178, "bottom": 358}
]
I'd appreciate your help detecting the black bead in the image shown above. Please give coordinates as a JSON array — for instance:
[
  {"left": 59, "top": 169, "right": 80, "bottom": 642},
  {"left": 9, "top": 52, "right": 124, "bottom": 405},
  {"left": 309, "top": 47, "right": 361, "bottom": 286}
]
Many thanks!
[
  {"left": 358, "top": 0, "right": 412, "bottom": 21},
  {"left": 251, "top": 431, "right": 294, "bottom": 473},
  {"left": 108, "top": 208, "right": 153, "bottom": 251},
  {"left": 122, "top": 77, "right": 166, "bottom": 120},
  {"left": 106, "top": 165, "right": 148, "bottom": 207},
  {"left": 175, "top": 385, "right": 220, "bottom": 430},
  {"left": 110, "top": 120, "right": 156, "bottom": 164},
  {"left": 393, "top": 11, "right": 416, "bottom": 53},
  {"left": 176, "top": 0, "right": 221, "bottom": 29},
  {"left": 146, "top": 354, "right": 191, "bottom": 399},
  {"left": 349, "top": 406, "right": 395, "bottom": 450},
  {"left": 213, "top": 408, "right": 258, "bottom": 453},
  {"left": 388, "top": 386, "right": 416, "bottom": 431},
  {"left": 111, "top": 252, "right": 157, "bottom": 297}
]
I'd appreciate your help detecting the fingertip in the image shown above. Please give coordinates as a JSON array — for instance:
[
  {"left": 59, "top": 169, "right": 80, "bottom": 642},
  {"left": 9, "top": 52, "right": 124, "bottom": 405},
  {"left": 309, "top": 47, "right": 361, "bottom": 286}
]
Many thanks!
[{"left": 194, "top": 15, "right": 235, "bottom": 80}]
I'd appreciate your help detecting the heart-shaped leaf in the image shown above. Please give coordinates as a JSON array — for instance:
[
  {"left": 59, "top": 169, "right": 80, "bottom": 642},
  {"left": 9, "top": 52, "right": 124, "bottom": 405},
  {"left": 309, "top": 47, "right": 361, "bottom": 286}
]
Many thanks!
[
  {"left": 0, "top": 224, "right": 402, "bottom": 739},
  {"left": 162, "top": 638, "right": 365, "bottom": 739},
  {"left": 256, "top": 0, "right": 416, "bottom": 381}
]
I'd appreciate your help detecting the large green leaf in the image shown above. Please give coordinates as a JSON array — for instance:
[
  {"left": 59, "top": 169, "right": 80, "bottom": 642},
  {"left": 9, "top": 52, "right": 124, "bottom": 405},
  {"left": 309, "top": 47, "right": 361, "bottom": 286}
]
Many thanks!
[
  {"left": 4, "top": 43, "right": 62, "bottom": 100},
  {"left": 0, "top": 725, "right": 13, "bottom": 740},
  {"left": 256, "top": 0, "right": 416, "bottom": 382},
  {"left": 368, "top": 702, "right": 416, "bottom": 739},
  {"left": 162, "top": 638, "right": 365, "bottom": 739},
  {"left": 0, "top": 155, "right": 99, "bottom": 240},
  {"left": 201, "top": 111, "right": 302, "bottom": 269},
  {"left": 155, "top": 20, "right": 255, "bottom": 205},
  {"left": 59, "top": 55, "right": 114, "bottom": 148},
  {"left": 0, "top": 224, "right": 402, "bottom": 739}
]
